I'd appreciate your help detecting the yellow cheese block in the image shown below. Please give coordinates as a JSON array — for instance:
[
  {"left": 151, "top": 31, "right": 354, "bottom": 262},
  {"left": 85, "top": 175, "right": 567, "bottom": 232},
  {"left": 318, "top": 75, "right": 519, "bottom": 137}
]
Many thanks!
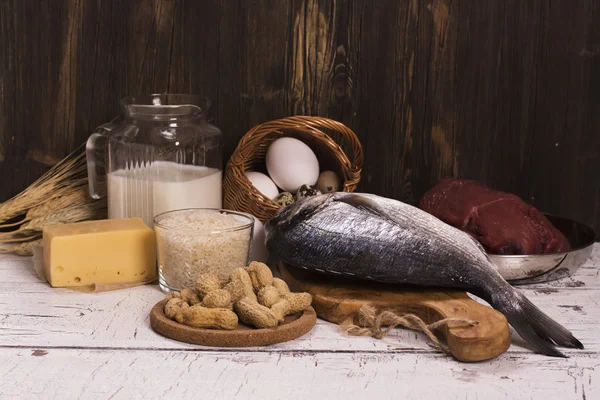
[{"left": 42, "top": 217, "right": 157, "bottom": 287}]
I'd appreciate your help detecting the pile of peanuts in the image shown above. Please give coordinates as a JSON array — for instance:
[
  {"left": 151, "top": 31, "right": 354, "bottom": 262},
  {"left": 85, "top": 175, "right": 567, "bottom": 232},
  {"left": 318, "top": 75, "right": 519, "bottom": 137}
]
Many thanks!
[{"left": 163, "top": 261, "right": 313, "bottom": 330}]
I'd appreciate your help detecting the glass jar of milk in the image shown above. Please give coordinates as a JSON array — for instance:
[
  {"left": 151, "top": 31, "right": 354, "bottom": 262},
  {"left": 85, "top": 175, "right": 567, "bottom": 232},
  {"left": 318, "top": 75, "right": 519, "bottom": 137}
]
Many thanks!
[{"left": 86, "top": 94, "right": 223, "bottom": 227}]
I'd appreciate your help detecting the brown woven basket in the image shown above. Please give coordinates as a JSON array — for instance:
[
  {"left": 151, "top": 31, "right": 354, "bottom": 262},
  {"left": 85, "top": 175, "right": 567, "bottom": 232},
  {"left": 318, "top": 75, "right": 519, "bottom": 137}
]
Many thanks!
[{"left": 223, "top": 116, "right": 363, "bottom": 223}]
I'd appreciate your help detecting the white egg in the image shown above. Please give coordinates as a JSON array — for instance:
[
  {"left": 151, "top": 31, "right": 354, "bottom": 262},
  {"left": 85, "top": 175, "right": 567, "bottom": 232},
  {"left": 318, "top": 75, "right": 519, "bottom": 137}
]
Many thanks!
[
  {"left": 246, "top": 171, "right": 279, "bottom": 199},
  {"left": 265, "top": 137, "right": 320, "bottom": 193},
  {"left": 250, "top": 218, "right": 269, "bottom": 263}
]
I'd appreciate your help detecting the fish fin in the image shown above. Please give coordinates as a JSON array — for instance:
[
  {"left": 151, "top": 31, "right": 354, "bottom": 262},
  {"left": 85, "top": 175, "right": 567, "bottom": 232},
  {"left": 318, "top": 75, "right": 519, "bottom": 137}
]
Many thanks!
[
  {"left": 334, "top": 193, "right": 400, "bottom": 227},
  {"left": 492, "top": 289, "right": 583, "bottom": 357}
]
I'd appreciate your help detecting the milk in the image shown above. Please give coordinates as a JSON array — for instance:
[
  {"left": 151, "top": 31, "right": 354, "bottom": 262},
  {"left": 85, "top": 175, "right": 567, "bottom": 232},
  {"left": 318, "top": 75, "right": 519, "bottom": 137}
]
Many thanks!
[{"left": 108, "top": 161, "right": 222, "bottom": 227}]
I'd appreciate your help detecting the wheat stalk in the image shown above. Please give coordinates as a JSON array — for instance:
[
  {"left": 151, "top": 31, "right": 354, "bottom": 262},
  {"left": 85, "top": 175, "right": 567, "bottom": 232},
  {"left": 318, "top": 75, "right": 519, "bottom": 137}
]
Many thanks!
[
  {"left": 0, "top": 144, "right": 88, "bottom": 224},
  {"left": 0, "top": 233, "right": 41, "bottom": 243},
  {"left": 0, "top": 218, "right": 27, "bottom": 229},
  {"left": 21, "top": 202, "right": 106, "bottom": 232},
  {"left": 0, "top": 142, "right": 108, "bottom": 250},
  {"left": 0, "top": 199, "right": 106, "bottom": 242},
  {"left": 26, "top": 187, "right": 89, "bottom": 220},
  {"left": 0, "top": 186, "right": 89, "bottom": 229},
  {"left": 0, "top": 239, "right": 43, "bottom": 256}
]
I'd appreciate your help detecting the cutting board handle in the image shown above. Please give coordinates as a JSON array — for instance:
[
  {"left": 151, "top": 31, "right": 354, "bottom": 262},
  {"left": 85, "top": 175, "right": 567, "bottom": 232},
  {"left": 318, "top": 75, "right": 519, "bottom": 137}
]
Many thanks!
[{"left": 279, "top": 263, "right": 510, "bottom": 362}]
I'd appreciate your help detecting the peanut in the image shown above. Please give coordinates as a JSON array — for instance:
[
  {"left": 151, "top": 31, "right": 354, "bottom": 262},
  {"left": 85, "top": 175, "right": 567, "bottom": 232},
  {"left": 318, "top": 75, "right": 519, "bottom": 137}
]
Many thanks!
[
  {"left": 164, "top": 291, "right": 182, "bottom": 301},
  {"left": 234, "top": 298, "right": 278, "bottom": 328},
  {"left": 283, "top": 292, "right": 312, "bottom": 314},
  {"left": 223, "top": 278, "right": 245, "bottom": 302},
  {"left": 201, "top": 289, "right": 232, "bottom": 309},
  {"left": 195, "top": 273, "right": 221, "bottom": 298},
  {"left": 270, "top": 299, "right": 291, "bottom": 323},
  {"left": 257, "top": 285, "right": 281, "bottom": 308},
  {"left": 180, "top": 288, "right": 201, "bottom": 305},
  {"left": 272, "top": 278, "right": 290, "bottom": 296},
  {"left": 175, "top": 305, "right": 238, "bottom": 330},
  {"left": 247, "top": 261, "right": 273, "bottom": 292},
  {"left": 226, "top": 267, "right": 257, "bottom": 302},
  {"left": 164, "top": 298, "right": 189, "bottom": 320}
]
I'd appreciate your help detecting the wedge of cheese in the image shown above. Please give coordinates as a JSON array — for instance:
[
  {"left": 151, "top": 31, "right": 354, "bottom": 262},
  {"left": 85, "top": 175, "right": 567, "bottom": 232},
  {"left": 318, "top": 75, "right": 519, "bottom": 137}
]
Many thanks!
[{"left": 42, "top": 217, "right": 157, "bottom": 287}]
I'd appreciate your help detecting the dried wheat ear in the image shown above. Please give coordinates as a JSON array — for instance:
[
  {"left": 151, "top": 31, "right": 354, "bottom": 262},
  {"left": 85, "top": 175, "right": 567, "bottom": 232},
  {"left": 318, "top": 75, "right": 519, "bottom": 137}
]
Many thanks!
[{"left": 0, "top": 142, "right": 107, "bottom": 255}]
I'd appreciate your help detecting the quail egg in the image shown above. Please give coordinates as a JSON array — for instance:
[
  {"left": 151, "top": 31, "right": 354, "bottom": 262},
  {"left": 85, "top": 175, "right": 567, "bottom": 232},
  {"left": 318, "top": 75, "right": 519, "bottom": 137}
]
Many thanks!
[
  {"left": 274, "top": 191, "right": 295, "bottom": 207},
  {"left": 296, "top": 184, "right": 322, "bottom": 200}
]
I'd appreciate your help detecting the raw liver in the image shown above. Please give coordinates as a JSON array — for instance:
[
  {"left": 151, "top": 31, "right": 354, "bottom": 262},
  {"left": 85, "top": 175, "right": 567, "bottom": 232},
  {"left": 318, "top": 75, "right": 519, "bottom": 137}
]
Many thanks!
[{"left": 419, "top": 178, "right": 571, "bottom": 255}]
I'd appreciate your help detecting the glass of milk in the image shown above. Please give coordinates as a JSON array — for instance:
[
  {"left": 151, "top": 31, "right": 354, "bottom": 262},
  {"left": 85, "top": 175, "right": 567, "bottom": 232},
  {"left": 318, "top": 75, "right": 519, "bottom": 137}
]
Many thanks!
[{"left": 86, "top": 94, "right": 223, "bottom": 227}]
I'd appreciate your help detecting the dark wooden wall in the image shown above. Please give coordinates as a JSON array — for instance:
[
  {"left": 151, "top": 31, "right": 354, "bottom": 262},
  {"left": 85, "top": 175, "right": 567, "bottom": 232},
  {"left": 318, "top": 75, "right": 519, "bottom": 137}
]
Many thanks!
[{"left": 1, "top": 0, "right": 599, "bottom": 233}]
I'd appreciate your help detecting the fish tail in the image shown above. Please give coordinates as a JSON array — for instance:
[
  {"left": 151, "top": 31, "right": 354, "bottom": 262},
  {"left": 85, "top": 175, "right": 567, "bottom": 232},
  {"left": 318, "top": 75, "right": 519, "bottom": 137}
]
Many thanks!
[{"left": 491, "top": 288, "right": 584, "bottom": 357}]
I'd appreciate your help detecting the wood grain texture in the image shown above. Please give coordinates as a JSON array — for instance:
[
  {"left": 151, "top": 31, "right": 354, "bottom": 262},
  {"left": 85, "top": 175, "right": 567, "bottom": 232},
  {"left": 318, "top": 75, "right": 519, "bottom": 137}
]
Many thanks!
[
  {"left": 0, "top": 246, "right": 599, "bottom": 397},
  {"left": 0, "top": 0, "right": 599, "bottom": 233},
  {"left": 1, "top": 348, "right": 598, "bottom": 399},
  {"left": 0, "top": 245, "right": 598, "bottom": 354},
  {"left": 279, "top": 263, "right": 511, "bottom": 362}
]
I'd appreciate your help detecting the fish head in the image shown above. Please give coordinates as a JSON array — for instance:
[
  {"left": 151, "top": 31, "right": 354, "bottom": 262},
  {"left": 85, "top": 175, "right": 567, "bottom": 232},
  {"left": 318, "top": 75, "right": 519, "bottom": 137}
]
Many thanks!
[{"left": 264, "top": 193, "right": 334, "bottom": 241}]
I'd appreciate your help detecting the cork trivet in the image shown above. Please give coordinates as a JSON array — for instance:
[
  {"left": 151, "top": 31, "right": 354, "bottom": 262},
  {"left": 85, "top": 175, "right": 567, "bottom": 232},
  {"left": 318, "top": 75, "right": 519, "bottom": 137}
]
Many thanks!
[{"left": 150, "top": 299, "right": 317, "bottom": 347}]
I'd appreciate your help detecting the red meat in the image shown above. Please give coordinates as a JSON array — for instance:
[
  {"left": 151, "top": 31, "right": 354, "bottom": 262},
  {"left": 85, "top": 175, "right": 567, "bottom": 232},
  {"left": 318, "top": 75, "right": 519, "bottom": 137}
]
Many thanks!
[{"left": 419, "top": 178, "right": 571, "bottom": 255}]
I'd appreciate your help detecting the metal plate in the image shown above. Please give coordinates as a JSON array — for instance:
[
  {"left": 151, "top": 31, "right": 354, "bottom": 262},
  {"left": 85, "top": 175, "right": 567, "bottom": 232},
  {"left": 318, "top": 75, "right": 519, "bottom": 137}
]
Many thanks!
[{"left": 490, "top": 214, "right": 596, "bottom": 285}]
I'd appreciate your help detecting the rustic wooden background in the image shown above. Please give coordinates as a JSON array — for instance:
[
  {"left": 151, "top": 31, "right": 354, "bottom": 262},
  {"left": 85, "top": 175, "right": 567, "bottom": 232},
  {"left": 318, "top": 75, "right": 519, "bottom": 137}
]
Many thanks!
[{"left": 1, "top": 0, "right": 599, "bottom": 233}]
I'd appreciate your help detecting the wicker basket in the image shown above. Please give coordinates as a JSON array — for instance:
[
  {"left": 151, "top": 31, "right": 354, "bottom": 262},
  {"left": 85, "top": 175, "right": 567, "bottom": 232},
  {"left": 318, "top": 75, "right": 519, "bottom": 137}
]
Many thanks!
[{"left": 223, "top": 116, "right": 363, "bottom": 223}]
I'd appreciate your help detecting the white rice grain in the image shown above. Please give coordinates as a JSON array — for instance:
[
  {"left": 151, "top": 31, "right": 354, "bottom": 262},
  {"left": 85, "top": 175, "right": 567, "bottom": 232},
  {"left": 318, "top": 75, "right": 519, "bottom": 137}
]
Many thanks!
[{"left": 156, "top": 210, "right": 252, "bottom": 290}]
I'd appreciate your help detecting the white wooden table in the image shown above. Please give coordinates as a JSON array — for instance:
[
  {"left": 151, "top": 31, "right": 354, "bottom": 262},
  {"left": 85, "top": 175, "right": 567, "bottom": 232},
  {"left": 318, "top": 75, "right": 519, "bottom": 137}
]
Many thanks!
[{"left": 1, "top": 246, "right": 599, "bottom": 400}]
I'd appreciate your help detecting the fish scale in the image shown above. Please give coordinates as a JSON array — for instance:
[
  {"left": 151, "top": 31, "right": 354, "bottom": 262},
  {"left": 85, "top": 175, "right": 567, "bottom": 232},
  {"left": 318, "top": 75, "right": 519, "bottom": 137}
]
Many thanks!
[{"left": 265, "top": 191, "right": 584, "bottom": 358}]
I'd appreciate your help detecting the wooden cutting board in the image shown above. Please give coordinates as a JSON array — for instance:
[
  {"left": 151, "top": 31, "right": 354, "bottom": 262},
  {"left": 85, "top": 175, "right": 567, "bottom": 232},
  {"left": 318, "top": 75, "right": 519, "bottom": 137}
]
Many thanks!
[{"left": 279, "top": 262, "right": 510, "bottom": 362}]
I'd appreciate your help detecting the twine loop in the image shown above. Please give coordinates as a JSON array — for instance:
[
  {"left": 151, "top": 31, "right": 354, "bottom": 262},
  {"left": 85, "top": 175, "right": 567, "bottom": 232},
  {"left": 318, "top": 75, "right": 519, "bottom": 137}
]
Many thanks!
[{"left": 339, "top": 305, "right": 478, "bottom": 354}]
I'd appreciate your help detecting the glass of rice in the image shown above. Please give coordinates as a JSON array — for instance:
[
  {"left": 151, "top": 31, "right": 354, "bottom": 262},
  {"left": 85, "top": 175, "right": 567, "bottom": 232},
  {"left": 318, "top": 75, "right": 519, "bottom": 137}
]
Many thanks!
[{"left": 154, "top": 208, "right": 255, "bottom": 292}]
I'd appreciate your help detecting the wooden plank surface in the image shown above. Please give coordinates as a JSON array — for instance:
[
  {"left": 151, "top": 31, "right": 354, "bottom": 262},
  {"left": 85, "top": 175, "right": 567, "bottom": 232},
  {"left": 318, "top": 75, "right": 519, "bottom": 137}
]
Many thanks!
[
  {"left": 0, "top": 245, "right": 598, "bottom": 398},
  {"left": 0, "top": 245, "right": 598, "bottom": 355},
  {"left": 1, "top": 0, "right": 599, "bottom": 233},
  {"left": 1, "top": 349, "right": 598, "bottom": 400},
  {"left": 1, "top": 281, "right": 598, "bottom": 356}
]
